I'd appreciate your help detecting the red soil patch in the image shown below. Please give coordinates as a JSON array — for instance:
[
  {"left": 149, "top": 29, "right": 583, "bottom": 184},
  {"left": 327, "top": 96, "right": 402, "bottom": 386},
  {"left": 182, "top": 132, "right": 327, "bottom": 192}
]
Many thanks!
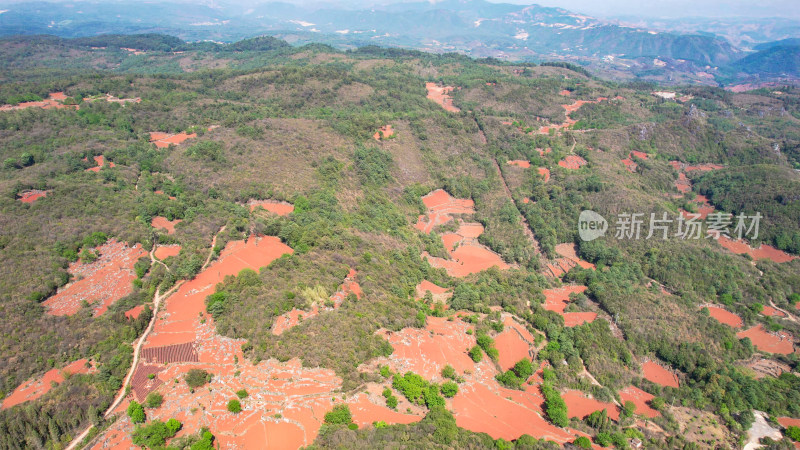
[
  {"left": 154, "top": 244, "right": 181, "bottom": 260},
  {"left": 541, "top": 285, "right": 596, "bottom": 327},
  {"left": 0, "top": 92, "right": 78, "bottom": 112},
  {"left": 414, "top": 189, "right": 476, "bottom": 234},
  {"left": 685, "top": 163, "right": 724, "bottom": 172},
  {"left": 425, "top": 82, "right": 460, "bottom": 113},
  {"left": 376, "top": 316, "right": 575, "bottom": 443},
  {"left": 642, "top": 361, "right": 679, "bottom": 388},
  {"left": 737, "top": 325, "right": 795, "bottom": 355},
  {"left": 248, "top": 199, "right": 294, "bottom": 216},
  {"left": 2, "top": 359, "right": 94, "bottom": 409},
  {"left": 149, "top": 131, "right": 197, "bottom": 148},
  {"left": 18, "top": 190, "right": 48, "bottom": 203},
  {"left": 42, "top": 239, "right": 147, "bottom": 316},
  {"left": 778, "top": 417, "right": 800, "bottom": 429},
  {"left": 95, "top": 235, "right": 341, "bottom": 450},
  {"left": 151, "top": 216, "right": 182, "bottom": 234},
  {"left": 507, "top": 160, "right": 531, "bottom": 168},
  {"left": 559, "top": 90, "right": 571, "bottom": 96},
  {"left": 555, "top": 243, "right": 596, "bottom": 270},
  {"left": 536, "top": 147, "right": 552, "bottom": 156},
  {"left": 622, "top": 158, "right": 637, "bottom": 172},
  {"left": 415, "top": 280, "right": 452, "bottom": 306},
  {"left": 125, "top": 304, "right": 146, "bottom": 320},
  {"left": 618, "top": 386, "right": 659, "bottom": 418},
  {"left": 761, "top": 306, "right": 786, "bottom": 318},
  {"left": 348, "top": 393, "right": 423, "bottom": 427},
  {"left": 425, "top": 243, "right": 509, "bottom": 278},
  {"left": 563, "top": 390, "right": 620, "bottom": 420},
  {"left": 675, "top": 172, "right": 691, "bottom": 194},
  {"left": 707, "top": 306, "right": 743, "bottom": 328},
  {"left": 272, "top": 269, "right": 361, "bottom": 335},
  {"left": 538, "top": 167, "right": 550, "bottom": 183},
  {"left": 522, "top": 197, "right": 531, "bottom": 203},
  {"left": 630, "top": 151, "right": 649, "bottom": 160},
  {"left": 718, "top": 236, "right": 797, "bottom": 263},
  {"left": 558, "top": 155, "right": 587, "bottom": 170},
  {"left": 373, "top": 124, "right": 395, "bottom": 141},
  {"left": 494, "top": 315, "right": 535, "bottom": 371},
  {"left": 85, "top": 155, "right": 115, "bottom": 172}
]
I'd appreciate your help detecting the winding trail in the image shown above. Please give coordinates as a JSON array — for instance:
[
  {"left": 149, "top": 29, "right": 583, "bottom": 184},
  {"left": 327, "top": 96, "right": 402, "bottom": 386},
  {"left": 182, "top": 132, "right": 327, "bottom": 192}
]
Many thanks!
[
  {"left": 769, "top": 299, "right": 797, "bottom": 323},
  {"left": 66, "top": 226, "right": 227, "bottom": 450}
]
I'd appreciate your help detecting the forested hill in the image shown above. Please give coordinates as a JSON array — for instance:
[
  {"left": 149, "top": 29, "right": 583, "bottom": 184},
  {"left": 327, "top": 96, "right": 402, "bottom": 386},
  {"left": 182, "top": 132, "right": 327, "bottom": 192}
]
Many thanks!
[{"left": 0, "top": 34, "right": 799, "bottom": 449}]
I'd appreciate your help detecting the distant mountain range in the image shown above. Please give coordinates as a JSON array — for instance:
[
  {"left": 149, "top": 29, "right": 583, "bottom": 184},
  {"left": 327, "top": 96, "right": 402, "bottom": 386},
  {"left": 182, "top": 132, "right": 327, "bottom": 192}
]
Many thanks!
[{"left": 0, "top": 0, "right": 798, "bottom": 85}]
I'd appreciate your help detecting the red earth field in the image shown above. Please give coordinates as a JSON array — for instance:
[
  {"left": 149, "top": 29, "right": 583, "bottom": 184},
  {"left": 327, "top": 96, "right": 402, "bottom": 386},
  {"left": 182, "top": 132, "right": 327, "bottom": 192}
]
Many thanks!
[
  {"left": 559, "top": 90, "right": 571, "bottom": 96},
  {"left": 414, "top": 189, "right": 508, "bottom": 277},
  {"left": 536, "top": 147, "right": 552, "bottom": 156},
  {"left": 18, "top": 189, "right": 48, "bottom": 203},
  {"left": 373, "top": 315, "right": 579, "bottom": 443},
  {"left": 538, "top": 167, "right": 551, "bottom": 182},
  {"left": 415, "top": 280, "right": 452, "bottom": 305},
  {"left": 149, "top": 131, "right": 198, "bottom": 148},
  {"left": 507, "top": 160, "right": 531, "bottom": 168},
  {"left": 85, "top": 155, "right": 116, "bottom": 172},
  {"left": 2, "top": 359, "right": 94, "bottom": 409},
  {"left": 124, "top": 305, "right": 146, "bottom": 320},
  {"left": 425, "top": 82, "right": 460, "bottom": 113},
  {"left": 618, "top": 386, "right": 659, "bottom": 418},
  {"left": 373, "top": 124, "right": 394, "bottom": 141},
  {"left": 706, "top": 306, "right": 743, "bottom": 328},
  {"left": 761, "top": 306, "right": 786, "bottom": 318},
  {"left": 642, "top": 361, "right": 679, "bottom": 388},
  {"left": 94, "top": 235, "right": 350, "bottom": 449},
  {"left": 0, "top": 92, "right": 78, "bottom": 112},
  {"left": 562, "top": 390, "right": 619, "bottom": 420},
  {"left": 42, "top": 239, "right": 147, "bottom": 316},
  {"left": 717, "top": 236, "right": 797, "bottom": 263},
  {"left": 151, "top": 216, "right": 182, "bottom": 234},
  {"left": 154, "top": 244, "right": 181, "bottom": 260},
  {"left": 558, "top": 155, "right": 588, "bottom": 170},
  {"left": 622, "top": 150, "right": 649, "bottom": 172},
  {"left": 247, "top": 199, "right": 295, "bottom": 216},
  {"left": 737, "top": 325, "right": 795, "bottom": 355},
  {"left": 536, "top": 97, "right": 609, "bottom": 134},
  {"left": 494, "top": 314, "right": 536, "bottom": 371},
  {"left": 541, "top": 285, "right": 597, "bottom": 327}
]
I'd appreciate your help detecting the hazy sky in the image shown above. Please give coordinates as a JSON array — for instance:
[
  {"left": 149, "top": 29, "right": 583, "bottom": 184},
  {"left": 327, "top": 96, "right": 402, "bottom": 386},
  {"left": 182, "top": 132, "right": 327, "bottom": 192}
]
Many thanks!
[{"left": 485, "top": 0, "right": 800, "bottom": 19}]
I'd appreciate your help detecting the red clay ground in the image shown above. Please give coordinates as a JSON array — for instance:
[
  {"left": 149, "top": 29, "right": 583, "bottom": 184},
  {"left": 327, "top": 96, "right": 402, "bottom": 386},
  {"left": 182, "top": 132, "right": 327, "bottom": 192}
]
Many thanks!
[
  {"left": 149, "top": 131, "right": 198, "bottom": 149},
  {"left": 642, "top": 361, "right": 680, "bottom": 388},
  {"left": 536, "top": 97, "right": 609, "bottom": 134},
  {"left": 737, "top": 325, "right": 795, "bottom": 355},
  {"left": 494, "top": 314, "right": 536, "bottom": 371},
  {"left": 618, "top": 386, "right": 659, "bottom": 418},
  {"left": 558, "top": 155, "right": 588, "bottom": 170},
  {"left": 425, "top": 82, "right": 460, "bottom": 113},
  {"left": 248, "top": 199, "right": 295, "bottom": 216},
  {"left": 154, "top": 244, "right": 181, "bottom": 260},
  {"left": 717, "top": 236, "right": 797, "bottom": 264},
  {"left": 538, "top": 167, "right": 551, "bottom": 182},
  {"left": 272, "top": 269, "right": 361, "bottom": 335},
  {"left": 559, "top": 90, "right": 571, "bottom": 96},
  {"left": 124, "top": 305, "right": 146, "bottom": 320},
  {"left": 761, "top": 306, "right": 787, "bottom": 318},
  {"left": 42, "top": 239, "right": 147, "bottom": 316},
  {"left": 562, "top": 390, "right": 619, "bottom": 420},
  {"left": 85, "top": 155, "right": 116, "bottom": 172},
  {"left": 18, "top": 190, "right": 48, "bottom": 203},
  {"left": 622, "top": 150, "right": 649, "bottom": 173},
  {"left": 373, "top": 124, "right": 395, "bottom": 141},
  {"left": 94, "top": 235, "right": 345, "bottom": 450},
  {"left": 373, "top": 316, "right": 576, "bottom": 443},
  {"left": 541, "top": 285, "right": 597, "bottom": 327},
  {"left": 414, "top": 190, "right": 508, "bottom": 277},
  {"left": 707, "top": 306, "right": 743, "bottom": 328},
  {"left": 536, "top": 147, "right": 552, "bottom": 156},
  {"left": 347, "top": 392, "right": 422, "bottom": 427},
  {"left": 507, "top": 160, "right": 531, "bottom": 168},
  {"left": 2, "top": 359, "right": 94, "bottom": 409},
  {"left": 415, "top": 280, "right": 452, "bottom": 305},
  {"left": 151, "top": 216, "right": 182, "bottom": 235},
  {"left": 0, "top": 92, "right": 78, "bottom": 112}
]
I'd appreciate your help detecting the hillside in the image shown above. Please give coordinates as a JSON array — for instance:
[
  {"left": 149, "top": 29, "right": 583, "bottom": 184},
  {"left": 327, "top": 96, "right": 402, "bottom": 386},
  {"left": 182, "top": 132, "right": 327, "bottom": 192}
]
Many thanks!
[{"left": 0, "top": 33, "right": 799, "bottom": 450}]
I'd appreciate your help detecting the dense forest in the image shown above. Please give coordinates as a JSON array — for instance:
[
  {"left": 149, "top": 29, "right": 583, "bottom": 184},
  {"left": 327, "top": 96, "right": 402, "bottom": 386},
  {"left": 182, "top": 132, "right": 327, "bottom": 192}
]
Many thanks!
[{"left": 0, "top": 33, "right": 799, "bottom": 449}]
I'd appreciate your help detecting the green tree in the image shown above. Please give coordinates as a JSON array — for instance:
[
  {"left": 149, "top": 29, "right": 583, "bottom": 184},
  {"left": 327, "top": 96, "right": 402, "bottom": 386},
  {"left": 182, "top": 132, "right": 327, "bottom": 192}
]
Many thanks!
[
  {"left": 227, "top": 399, "right": 242, "bottom": 413},
  {"left": 469, "top": 345, "right": 483, "bottom": 362},
  {"left": 144, "top": 392, "right": 163, "bottom": 408},
  {"left": 324, "top": 404, "right": 352, "bottom": 424},
  {"left": 185, "top": 369, "right": 212, "bottom": 389},
  {"left": 127, "top": 400, "right": 145, "bottom": 424},
  {"left": 440, "top": 381, "right": 459, "bottom": 398}
]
